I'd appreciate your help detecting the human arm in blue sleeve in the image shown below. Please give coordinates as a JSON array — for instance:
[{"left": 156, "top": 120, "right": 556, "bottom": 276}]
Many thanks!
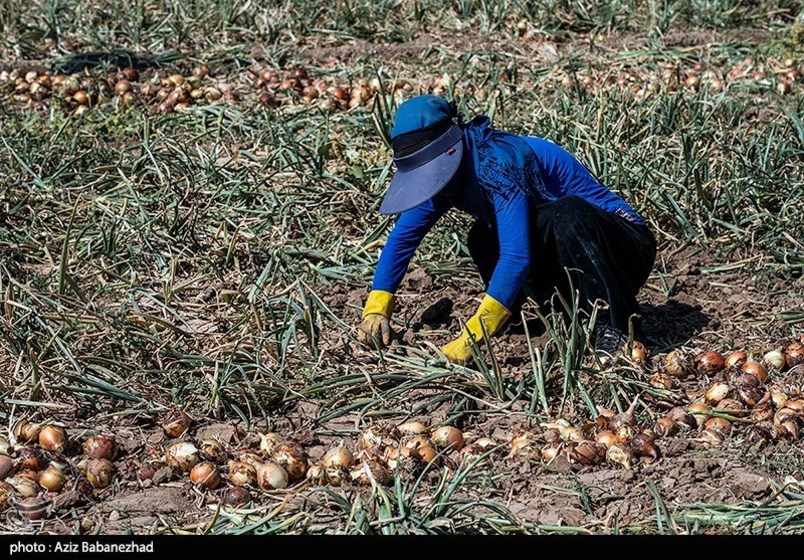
[
  {"left": 371, "top": 197, "right": 449, "bottom": 294},
  {"left": 485, "top": 189, "right": 531, "bottom": 310}
]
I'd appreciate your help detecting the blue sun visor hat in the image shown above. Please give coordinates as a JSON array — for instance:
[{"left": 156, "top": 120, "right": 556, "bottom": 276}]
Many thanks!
[{"left": 379, "top": 95, "right": 464, "bottom": 215}]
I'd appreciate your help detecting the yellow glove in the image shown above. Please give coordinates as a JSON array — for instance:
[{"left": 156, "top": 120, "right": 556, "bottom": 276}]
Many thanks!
[
  {"left": 357, "top": 290, "right": 395, "bottom": 348},
  {"left": 442, "top": 295, "right": 511, "bottom": 365}
]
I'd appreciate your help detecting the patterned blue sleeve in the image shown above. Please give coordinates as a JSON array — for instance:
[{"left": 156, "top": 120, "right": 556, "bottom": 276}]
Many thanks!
[
  {"left": 486, "top": 189, "right": 531, "bottom": 309},
  {"left": 371, "top": 197, "right": 448, "bottom": 293}
]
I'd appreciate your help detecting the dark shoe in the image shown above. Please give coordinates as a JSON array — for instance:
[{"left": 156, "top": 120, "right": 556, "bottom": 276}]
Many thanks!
[{"left": 593, "top": 322, "right": 628, "bottom": 358}]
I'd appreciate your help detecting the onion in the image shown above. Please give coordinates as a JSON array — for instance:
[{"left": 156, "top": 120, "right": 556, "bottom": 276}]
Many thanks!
[
  {"left": 509, "top": 428, "right": 539, "bottom": 458},
  {"left": 350, "top": 460, "right": 390, "bottom": 486},
  {"left": 189, "top": 462, "right": 221, "bottom": 490},
  {"left": 73, "top": 90, "right": 89, "bottom": 106},
  {"left": 431, "top": 426, "right": 464, "bottom": 451},
  {"left": 7, "top": 475, "right": 39, "bottom": 497},
  {"left": 541, "top": 445, "right": 560, "bottom": 462},
  {"left": 38, "top": 464, "right": 65, "bottom": 492},
  {"left": 114, "top": 80, "right": 131, "bottom": 95},
  {"left": 18, "top": 497, "right": 50, "bottom": 520},
  {"left": 13, "top": 421, "right": 41, "bottom": 444},
  {"left": 167, "top": 74, "right": 185, "bottom": 87},
  {"left": 560, "top": 426, "right": 584, "bottom": 442},
  {"left": 606, "top": 443, "right": 633, "bottom": 469},
  {"left": 258, "top": 432, "right": 284, "bottom": 456},
  {"left": 784, "top": 398, "right": 804, "bottom": 413},
  {"left": 228, "top": 461, "right": 256, "bottom": 487},
  {"left": 0, "top": 481, "right": 13, "bottom": 510},
  {"left": 199, "top": 439, "right": 227, "bottom": 463},
  {"left": 763, "top": 349, "right": 786, "bottom": 372},
  {"left": 594, "top": 430, "right": 619, "bottom": 448},
  {"left": 725, "top": 351, "right": 748, "bottom": 369},
  {"left": 780, "top": 419, "right": 801, "bottom": 440},
  {"left": 688, "top": 402, "right": 712, "bottom": 427},
  {"left": 39, "top": 425, "right": 67, "bottom": 453},
  {"left": 770, "top": 385, "right": 790, "bottom": 408},
  {"left": 736, "top": 384, "right": 765, "bottom": 408},
  {"left": 83, "top": 435, "right": 116, "bottom": 460},
  {"left": 383, "top": 447, "right": 401, "bottom": 470},
  {"left": 652, "top": 417, "right": 677, "bottom": 438},
  {"left": 86, "top": 459, "right": 115, "bottom": 489},
  {"left": 774, "top": 408, "right": 799, "bottom": 425},
  {"left": 0, "top": 437, "right": 12, "bottom": 456},
  {"left": 271, "top": 443, "right": 307, "bottom": 482},
  {"left": 222, "top": 487, "right": 250, "bottom": 507},
  {"left": 785, "top": 341, "right": 804, "bottom": 369},
  {"left": 162, "top": 408, "right": 191, "bottom": 438},
  {"left": 695, "top": 351, "right": 725, "bottom": 375},
  {"left": 256, "top": 462, "right": 288, "bottom": 490},
  {"left": 137, "top": 464, "right": 158, "bottom": 482},
  {"left": 18, "top": 448, "right": 44, "bottom": 471},
  {"left": 741, "top": 361, "right": 768, "bottom": 382},
  {"left": 305, "top": 464, "right": 326, "bottom": 484},
  {"left": 414, "top": 444, "right": 438, "bottom": 464},
  {"left": 165, "top": 442, "right": 199, "bottom": 472},
  {"left": 667, "top": 407, "right": 696, "bottom": 429},
  {"left": 648, "top": 373, "right": 676, "bottom": 390},
  {"left": 705, "top": 383, "right": 730, "bottom": 404},
  {"left": 360, "top": 424, "right": 399, "bottom": 451},
  {"left": 321, "top": 446, "right": 354, "bottom": 471},
  {"left": 397, "top": 421, "right": 429, "bottom": 436},
  {"left": 698, "top": 428, "right": 724, "bottom": 448},
  {"left": 703, "top": 417, "right": 731, "bottom": 436},
  {"left": 0, "top": 455, "right": 16, "bottom": 480},
  {"left": 569, "top": 441, "right": 605, "bottom": 465},
  {"left": 622, "top": 341, "right": 649, "bottom": 366},
  {"left": 751, "top": 396, "right": 775, "bottom": 423},
  {"left": 630, "top": 432, "right": 660, "bottom": 462},
  {"left": 716, "top": 398, "right": 747, "bottom": 416}
]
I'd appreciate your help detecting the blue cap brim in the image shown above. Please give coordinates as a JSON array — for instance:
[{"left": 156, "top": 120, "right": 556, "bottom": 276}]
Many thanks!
[{"left": 379, "top": 128, "right": 463, "bottom": 215}]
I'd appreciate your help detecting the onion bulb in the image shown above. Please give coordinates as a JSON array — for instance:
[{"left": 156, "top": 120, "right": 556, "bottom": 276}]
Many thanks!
[
  {"left": 688, "top": 402, "right": 712, "bottom": 427},
  {"left": 199, "top": 439, "right": 227, "bottom": 463},
  {"left": 413, "top": 444, "right": 438, "bottom": 464},
  {"left": 648, "top": 373, "right": 676, "bottom": 390},
  {"left": 7, "top": 475, "right": 39, "bottom": 497},
  {"left": 667, "top": 407, "right": 697, "bottom": 430},
  {"left": 763, "top": 349, "right": 786, "bottom": 372},
  {"left": 705, "top": 383, "right": 730, "bottom": 403},
  {"left": 652, "top": 417, "right": 678, "bottom": 438},
  {"left": 741, "top": 361, "right": 768, "bottom": 382},
  {"left": 18, "top": 448, "right": 44, "bottom": 472},
  {"left": 0, "top": 455, "right": 15, "bottom": 480},
  {"left": 595, "top": 430, "right": 619, "bottom": 448},
  {"left": 698, "top": 428, "right": 724, "bottom": 448},
  {"left": 38, "top": 464, "right": 65, "bottom": 492},
  {"left": 256, "top": 462, "right": 288, "bottom": 490},
  {"left": 228, "top": 461, "right": 256, "bottom": 487},
  {"left": 0, "top": 481, "right": 13, "bottom": 510},
  {"left": 541, "top": 445, "right": 560, "bottom": 462},
  {"left": 716, "top": 398, "right": 746, "bottom": 416},
  {"left": 509, "top": 429, "right": 539, "bottom": 458},
  {"left": 222, "top": 486, "right": 251, "bottom": 507},
  {"left": 622, "top": 341, "right": 649, "bottom": 366},
  {"left": 0, "top": 437, "right": 11, "bottom": 456},
  {"left": 38, "top": 425, "right": 66, "bottom": 453},
  {"left": 569, "top": 441, "right": 605, "bottom": 465},
  {"left": 774, "top": 408, "right": 799, "bottom": 425},
  {"left": 305, "top": 464, "right": 326, "bottom": 484},
  {"left": 86, "top": 459, "right": 116, "bottom": 489},
  {"left": 258, "top": 432, "right": 284, "bottom": 456},
  {"left": 83, "top": 435, "right": 116, "bottom": 460},
  {"left": 725, "top": 351, "right": 748, "bottom": 369},
  {"left": 431, "top": 426, "right": 464, "bottom": 452},
  {"left": 13, "top": 421, "right": 41, "bottom": 444},
  {"left": 162, "top": 408, "right": 191, "bottom": 439},
  {"left": 784, "top": 341, "right": 804, "bottom": 368},
  {"left": 770, "top": 385, "right": 789, "bottom": 408},
  {"left": 695, "top": 351, "right": 725, "bottom": 375},
  {"left": 664, "top": 350, "right": 689, "bottom": 378},
  {"left": 165, "top": 442, "right": 199, "bottom": 472},
  {"left": 783, "top": 398, "right": 804, "bottom": 413},
  {"left": 703, "top": 417, "right": 731, "bottom": 436},
  {"left": 271, "top": 442, "right": 307, "bottom": 482},
  {"left": 350, "top": 460, "right": 390, "bottom": 486},
  {"left": 777, "top": 419, "right": 801, "bottom": 440},
  {"left": 606, "top": 443, "right": 633, "bottom": 469},
  {"left": 321, "top": 446, "right": 354, "bottom": 472},
  {"left": 189, "top": 462, "right": 221, "bottom": 490},
  {"left": 630, "top": 432, "right": 660, "bottom": 463},
  {"left": 560, "top": 426, "right": 584, "bottom": 442},
  {"left": 397, "top": 421, "right": 429, "bottom": 436},
  {"left": 360, "top": 424, "right": 399, "bottom": 451},
  {"left": 18, "top": 497, "right": 50, "bottom": 520}
]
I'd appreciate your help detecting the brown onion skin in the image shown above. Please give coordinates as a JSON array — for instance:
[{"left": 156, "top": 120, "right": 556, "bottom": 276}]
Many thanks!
[
  {"left": 725, "top": 351, "right": 748, "bottom": 369},
  {"left": 83, "top": 435, "right": 117, "bottom": 460},
  {"left": 741, "top": 361, "right": 769, "bottom": 382},
  {"left": 696, "top": 351, "right": 725, "bottom": 375},
  {"left": 784, "top": 341, "right": 804, "bottom": 369}
]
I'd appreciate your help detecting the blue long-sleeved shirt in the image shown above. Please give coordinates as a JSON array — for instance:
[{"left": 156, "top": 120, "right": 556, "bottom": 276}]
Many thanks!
[{"left": 372, "top": 134, "right": 644, "bottom": 309}]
